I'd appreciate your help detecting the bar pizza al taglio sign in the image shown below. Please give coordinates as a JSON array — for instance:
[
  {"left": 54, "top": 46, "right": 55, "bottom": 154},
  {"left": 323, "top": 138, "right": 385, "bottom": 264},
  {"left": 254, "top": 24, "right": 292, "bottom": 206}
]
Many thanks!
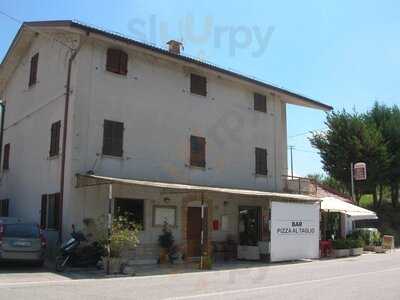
[{"left": 276, "top": 220, "right": 316, "bottom": 235}]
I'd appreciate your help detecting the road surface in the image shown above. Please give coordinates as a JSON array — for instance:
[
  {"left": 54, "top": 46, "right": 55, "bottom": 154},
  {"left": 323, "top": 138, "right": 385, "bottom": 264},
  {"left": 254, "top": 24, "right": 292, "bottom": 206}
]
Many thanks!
[{"left": 0, "top": 251, "right": 399, "bottom": 299}]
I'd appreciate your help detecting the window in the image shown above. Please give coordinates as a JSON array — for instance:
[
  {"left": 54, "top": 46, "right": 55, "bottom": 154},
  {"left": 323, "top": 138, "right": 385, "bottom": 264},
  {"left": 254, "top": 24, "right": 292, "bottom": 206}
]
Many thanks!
[
  {"left": 106, "top": 48, "right": 128, "bottom": 75},
  {"left": 115, "top": 198, "right": 144, "bottom": 229},
  {"left": 254, "top": 93, "right": 267, "bottom": 113},
  {"left": 29, "top": 53, "right": 39, "bottom": 87},
  {"left": 49, "top": 121, "right": 61, "bottom": 157},
  {"left": 3, "top": 143, "right": 10, "bottom": 170},
  {"left": 40, "top": 193, "right": 61, "bottom": 230},
  {"left": 0, "top": 199, "right": 9, "bottom": 217},
  {"left": 255, "top": 147, "right": 268, "bottom": 175},
  {"left": 190, "top": 73, "right": 207, "bottom": 96},
  {"left": 190, "top": 135, "right": 206, "bottom": 167},
  {"left": 102, "top": 120, "right": 124, "bottom": 157}
]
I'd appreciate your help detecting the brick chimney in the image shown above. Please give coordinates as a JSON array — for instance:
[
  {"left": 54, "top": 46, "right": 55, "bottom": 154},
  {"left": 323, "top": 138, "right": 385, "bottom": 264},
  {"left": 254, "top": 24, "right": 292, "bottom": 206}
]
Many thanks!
[{"left": 167, "top": 40, "right": 183, "bottom": 55}]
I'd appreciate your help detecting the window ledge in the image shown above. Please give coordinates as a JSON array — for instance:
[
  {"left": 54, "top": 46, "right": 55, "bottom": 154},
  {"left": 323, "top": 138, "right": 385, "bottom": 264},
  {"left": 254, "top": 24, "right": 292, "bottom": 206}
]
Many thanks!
[
  {"left": 27, "top": 81, "right": 39, "bottom": 90},
  {"left": 101, "top": 154, "right": 124, "bottom": 160},
  {"left": 48, "top": 154, "right": 60, "bottom": 160},
  {"left": 189, "top": 92, "right": 208, "bottom": 99},
  {"left": 186, "top": 164, "right": 207, "bottom": 171},
  {"left": 105, "top": 70, "right": 127, "bottom": 77},
  {"left": 254, "top": 173, "right": 268, "bottom": 178}
]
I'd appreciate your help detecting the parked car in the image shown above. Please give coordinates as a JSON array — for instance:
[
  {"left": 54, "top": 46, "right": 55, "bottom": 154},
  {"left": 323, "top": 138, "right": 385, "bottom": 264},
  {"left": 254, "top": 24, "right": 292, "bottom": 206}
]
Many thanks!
[
  {"left": 0, "top": 223, "right": 46, "bottom": 266},
  {"left": 0, "top": 217, "right": 23, "bottom": 225}
]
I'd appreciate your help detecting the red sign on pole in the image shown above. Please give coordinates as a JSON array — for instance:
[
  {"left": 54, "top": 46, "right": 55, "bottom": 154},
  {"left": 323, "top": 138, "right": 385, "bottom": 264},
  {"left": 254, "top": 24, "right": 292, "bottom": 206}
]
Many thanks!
[{"left": 354, "top": 162, "right": 367, "bottom": 181}]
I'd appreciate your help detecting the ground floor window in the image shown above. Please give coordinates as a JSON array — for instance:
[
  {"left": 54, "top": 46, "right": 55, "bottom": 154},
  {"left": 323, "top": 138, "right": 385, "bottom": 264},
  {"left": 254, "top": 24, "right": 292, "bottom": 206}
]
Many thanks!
[
  {"left": 239, "top": 206, "right": 261, "bottom": 246},
  {"left": 41, "top": 193, "right": 61, "bottom": 230},
  {"left": 114, "top": 198, "right": 144, "bottom": 229},
  {"left": 0, "top": 199, "right": 9, "bottom": 217}
]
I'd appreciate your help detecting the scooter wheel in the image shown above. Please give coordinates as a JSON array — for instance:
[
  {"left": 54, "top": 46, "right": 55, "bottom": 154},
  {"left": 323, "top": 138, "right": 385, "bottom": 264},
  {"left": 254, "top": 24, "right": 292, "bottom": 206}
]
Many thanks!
[{"left": 55, "top": 256, "right": 69, "bottom": 272}]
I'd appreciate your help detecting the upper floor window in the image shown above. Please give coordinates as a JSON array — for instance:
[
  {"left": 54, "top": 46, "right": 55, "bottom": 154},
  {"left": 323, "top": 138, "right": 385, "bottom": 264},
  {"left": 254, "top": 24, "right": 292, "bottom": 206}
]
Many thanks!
[
  {"left": 3, "top": 143, "right": 10, "bottom": 171},
  {"left": 255, "top": 147, "right": 268, "bottom": 175},
  {"left": 41, "top": 193, "right": 61, "bottom": 230},
  {"left": 102, "top": 120, "right": 124, "bottom": 157},
  {"left": 190, "top": 135, "right": 206, "bottom": 168},
  {"left": 190, "top": 73, "right": 207, "bottom": 96},
  {"left": 106, "top": 48, "right": 128, "bottom": 75},
  {"left": 29, "top": 53, "right": 39, "bottom": 87},
  {"left": 254, "top": 93, "right": 267, "bottom": 113},
  {"left": 49, "top": 121, "right": 61, "bottom": 157}
]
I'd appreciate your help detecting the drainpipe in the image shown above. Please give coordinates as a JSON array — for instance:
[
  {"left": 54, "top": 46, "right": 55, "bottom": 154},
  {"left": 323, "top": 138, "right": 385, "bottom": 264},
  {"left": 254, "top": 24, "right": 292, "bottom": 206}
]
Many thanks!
[
  {"left": 59, "top": 48, "right": 79, "bottom": 242},
  {"left": 0, "top": 102, "right": 5, "bottom": 168}
]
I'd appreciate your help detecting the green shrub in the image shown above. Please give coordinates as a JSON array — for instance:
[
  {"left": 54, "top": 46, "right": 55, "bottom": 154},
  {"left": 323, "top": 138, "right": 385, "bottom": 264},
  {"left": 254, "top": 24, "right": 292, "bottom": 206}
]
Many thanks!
[
  {"left": 332, "top": 239, "right": 349, "bottom": 249},
  {"left": 347, "top": 238, "right": 364, "bottom": 248}
]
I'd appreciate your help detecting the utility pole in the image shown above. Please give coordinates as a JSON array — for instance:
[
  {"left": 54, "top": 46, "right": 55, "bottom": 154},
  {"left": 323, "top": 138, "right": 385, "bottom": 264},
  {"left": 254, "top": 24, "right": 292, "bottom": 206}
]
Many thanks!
[{"left": 289, "top": 146, "right": 295, "bottom": 179}]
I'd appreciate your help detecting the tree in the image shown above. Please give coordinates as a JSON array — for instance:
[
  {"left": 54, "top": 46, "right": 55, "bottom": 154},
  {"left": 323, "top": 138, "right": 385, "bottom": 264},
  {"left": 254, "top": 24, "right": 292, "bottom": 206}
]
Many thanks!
[
  {"left": 366, "top": 102, "right": 400, "bottom": 207},
  {"left": 310, "top": 110, "right": 389, "bottom": 204}
]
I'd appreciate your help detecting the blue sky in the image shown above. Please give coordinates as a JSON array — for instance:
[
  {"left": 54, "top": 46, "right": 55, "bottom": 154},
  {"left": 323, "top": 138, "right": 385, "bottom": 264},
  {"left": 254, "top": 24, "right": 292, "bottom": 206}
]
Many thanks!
[{"left": 0, "top": 1, "right": 399, "bottom": 177}]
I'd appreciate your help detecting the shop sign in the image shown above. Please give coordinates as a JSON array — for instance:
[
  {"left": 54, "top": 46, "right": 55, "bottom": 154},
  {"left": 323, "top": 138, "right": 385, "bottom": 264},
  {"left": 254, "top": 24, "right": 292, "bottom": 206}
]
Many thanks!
[{"left": 276, "top": 220, "right": 316, "bottom": 235}]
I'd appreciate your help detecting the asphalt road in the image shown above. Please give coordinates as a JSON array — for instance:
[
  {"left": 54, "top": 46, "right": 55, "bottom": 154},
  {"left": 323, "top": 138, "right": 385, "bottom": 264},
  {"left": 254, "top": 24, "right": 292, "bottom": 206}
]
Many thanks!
[{"left": 0, "top": 251, "right": 399, "bottom": 300}]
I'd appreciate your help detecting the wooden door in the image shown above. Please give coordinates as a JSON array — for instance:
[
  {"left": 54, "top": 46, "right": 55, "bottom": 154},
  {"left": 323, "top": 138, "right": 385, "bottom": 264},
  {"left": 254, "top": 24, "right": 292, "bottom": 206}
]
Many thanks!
[{"left": 186, "top": 207, "right": 206, "bottom": 258}]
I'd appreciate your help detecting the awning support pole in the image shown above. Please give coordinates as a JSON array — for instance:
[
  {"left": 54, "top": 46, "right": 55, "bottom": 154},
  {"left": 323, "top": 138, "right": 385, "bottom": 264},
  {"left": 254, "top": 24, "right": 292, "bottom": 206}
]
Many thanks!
[
  {"left": 200, "top": 192, "right": 205, "bottom": 270},
  {"left": 107, "top": 183, "right": 113, "bottom": 275}
]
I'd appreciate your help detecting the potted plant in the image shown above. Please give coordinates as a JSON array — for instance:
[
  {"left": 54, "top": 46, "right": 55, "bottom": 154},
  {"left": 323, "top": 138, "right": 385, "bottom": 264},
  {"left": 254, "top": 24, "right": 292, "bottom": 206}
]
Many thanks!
[
  {"left": 372, "top": 232, "right": 386, "bottom": 253},
  {"left": 349, "top": 239, "right": 364, "bottom": 256},
  {"left": 101, "top": 216, "right": 140, "bottom": 274},
  {"left": 331, "top": 239, "right": 350, "bottom": 258},
  {"left": 158, "top": 222, "right": 175, "bottom": 264}
]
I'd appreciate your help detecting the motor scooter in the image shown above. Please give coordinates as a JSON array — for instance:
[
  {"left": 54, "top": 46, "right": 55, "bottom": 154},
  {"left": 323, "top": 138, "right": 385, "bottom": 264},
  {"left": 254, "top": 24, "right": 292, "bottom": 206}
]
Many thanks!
[{"left": 55, "top": 227, "right": 105, "bottom": 272}]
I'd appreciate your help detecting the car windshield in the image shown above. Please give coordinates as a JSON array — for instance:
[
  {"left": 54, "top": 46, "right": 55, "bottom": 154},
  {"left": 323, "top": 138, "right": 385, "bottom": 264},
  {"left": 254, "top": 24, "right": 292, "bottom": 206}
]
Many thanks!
[{"left": 3, "top": 224, "right": 40, "bottom": 238}]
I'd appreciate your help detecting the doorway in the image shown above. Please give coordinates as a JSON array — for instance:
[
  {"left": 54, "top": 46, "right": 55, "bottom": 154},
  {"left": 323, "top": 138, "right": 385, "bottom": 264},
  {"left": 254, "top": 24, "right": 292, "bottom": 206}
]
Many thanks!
[
  {"left": 238, "top": 206, "right": 261, "bottom": 246},
  {"left": 186, "top": 206, "right": 207, "bottom": 258}
]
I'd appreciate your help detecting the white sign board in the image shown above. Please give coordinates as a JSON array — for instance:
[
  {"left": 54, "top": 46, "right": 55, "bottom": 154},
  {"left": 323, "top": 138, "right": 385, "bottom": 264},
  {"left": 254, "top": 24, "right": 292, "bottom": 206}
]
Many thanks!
[
  {"left": 270, "top": 201, "right": 320, "bottom": 262},
  {"left": 354, "top": 162, "right": 367, "bottom": 181},
  {"left": 153, "top": 206, "right": 176, "bottom": 226}
]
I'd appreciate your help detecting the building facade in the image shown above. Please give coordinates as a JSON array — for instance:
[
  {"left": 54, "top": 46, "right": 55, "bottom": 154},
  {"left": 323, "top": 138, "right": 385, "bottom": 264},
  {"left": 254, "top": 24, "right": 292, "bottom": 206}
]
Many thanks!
[{"left": 0, "top": 21, "right": 331, "bottom": 261}]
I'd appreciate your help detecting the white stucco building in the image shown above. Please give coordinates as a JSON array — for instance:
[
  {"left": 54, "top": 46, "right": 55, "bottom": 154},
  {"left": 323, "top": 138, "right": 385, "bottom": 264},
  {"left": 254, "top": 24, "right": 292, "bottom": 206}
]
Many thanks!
[{"left": 0, "top": 21, "right": 331, "bottom": 262}]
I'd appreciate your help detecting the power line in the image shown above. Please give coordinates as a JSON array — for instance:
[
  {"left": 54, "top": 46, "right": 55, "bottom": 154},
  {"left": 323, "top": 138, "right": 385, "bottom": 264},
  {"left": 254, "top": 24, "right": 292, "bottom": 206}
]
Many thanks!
[
  {"left": 0, "top": 9, "right": 74, "bottom": 51},
  {"left": 288, "top": 127, "right": 327, "bottom": 139}
]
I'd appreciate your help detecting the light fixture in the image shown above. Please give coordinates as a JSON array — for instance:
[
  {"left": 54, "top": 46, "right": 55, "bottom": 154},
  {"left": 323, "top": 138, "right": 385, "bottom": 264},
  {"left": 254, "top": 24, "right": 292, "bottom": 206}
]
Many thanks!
[{"left": 163, "top": 197, "right": 170, "bottom": 204}]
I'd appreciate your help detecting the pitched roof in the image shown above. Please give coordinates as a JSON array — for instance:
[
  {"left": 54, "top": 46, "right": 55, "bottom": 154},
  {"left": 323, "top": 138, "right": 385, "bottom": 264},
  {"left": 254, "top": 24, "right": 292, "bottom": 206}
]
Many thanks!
[
  {"left": 316, "top": 184, "right": 353, "bottom": 203},
  {"left": 1, "top": 20, "right": 333, "bottom": 111}
]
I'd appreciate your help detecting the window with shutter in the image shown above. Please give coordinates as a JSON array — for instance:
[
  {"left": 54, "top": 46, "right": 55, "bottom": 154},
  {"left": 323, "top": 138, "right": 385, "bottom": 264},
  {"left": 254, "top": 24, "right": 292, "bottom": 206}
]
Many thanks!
[
  {"left": 190, "top": 74, "right": 207, "bottom": 96},
  {"left": 49, "top": 121, "right": 61, "bottom": 157},
  {"left": 40, "top": 195, "right": 47, "bottom": 229},
  {"left": 41, "top": 193, "right": 61, "bottom": 230},
  {"left": 255, "top": 147, "right": 268, "bottom": 175},
  {"left": 106, "top": 48, "right": 128, "bottom": 75},
  {"left": 254, "top": 93, "right": 267, "bottom": 112},
  {"left": 3, "top": 143, "right": 10, "bottom": 170},
  {"left": 29, "top": 53, "right": 39, "bottom": 87},
  {"left": 102, "top": 120, "right": 124, "bottom": 157},
  {"left": 190, "top": 135, "right": 206, "bottom": 167}
]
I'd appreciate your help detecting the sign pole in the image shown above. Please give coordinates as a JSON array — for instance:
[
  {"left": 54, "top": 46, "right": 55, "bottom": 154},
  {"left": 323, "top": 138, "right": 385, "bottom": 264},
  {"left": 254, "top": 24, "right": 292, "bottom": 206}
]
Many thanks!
[
  {"left": 107, "top": 183, "right": 113, "bottom": 275},
  {"left": 350, "top": 162, "right": 355, "bottom": 202}
]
